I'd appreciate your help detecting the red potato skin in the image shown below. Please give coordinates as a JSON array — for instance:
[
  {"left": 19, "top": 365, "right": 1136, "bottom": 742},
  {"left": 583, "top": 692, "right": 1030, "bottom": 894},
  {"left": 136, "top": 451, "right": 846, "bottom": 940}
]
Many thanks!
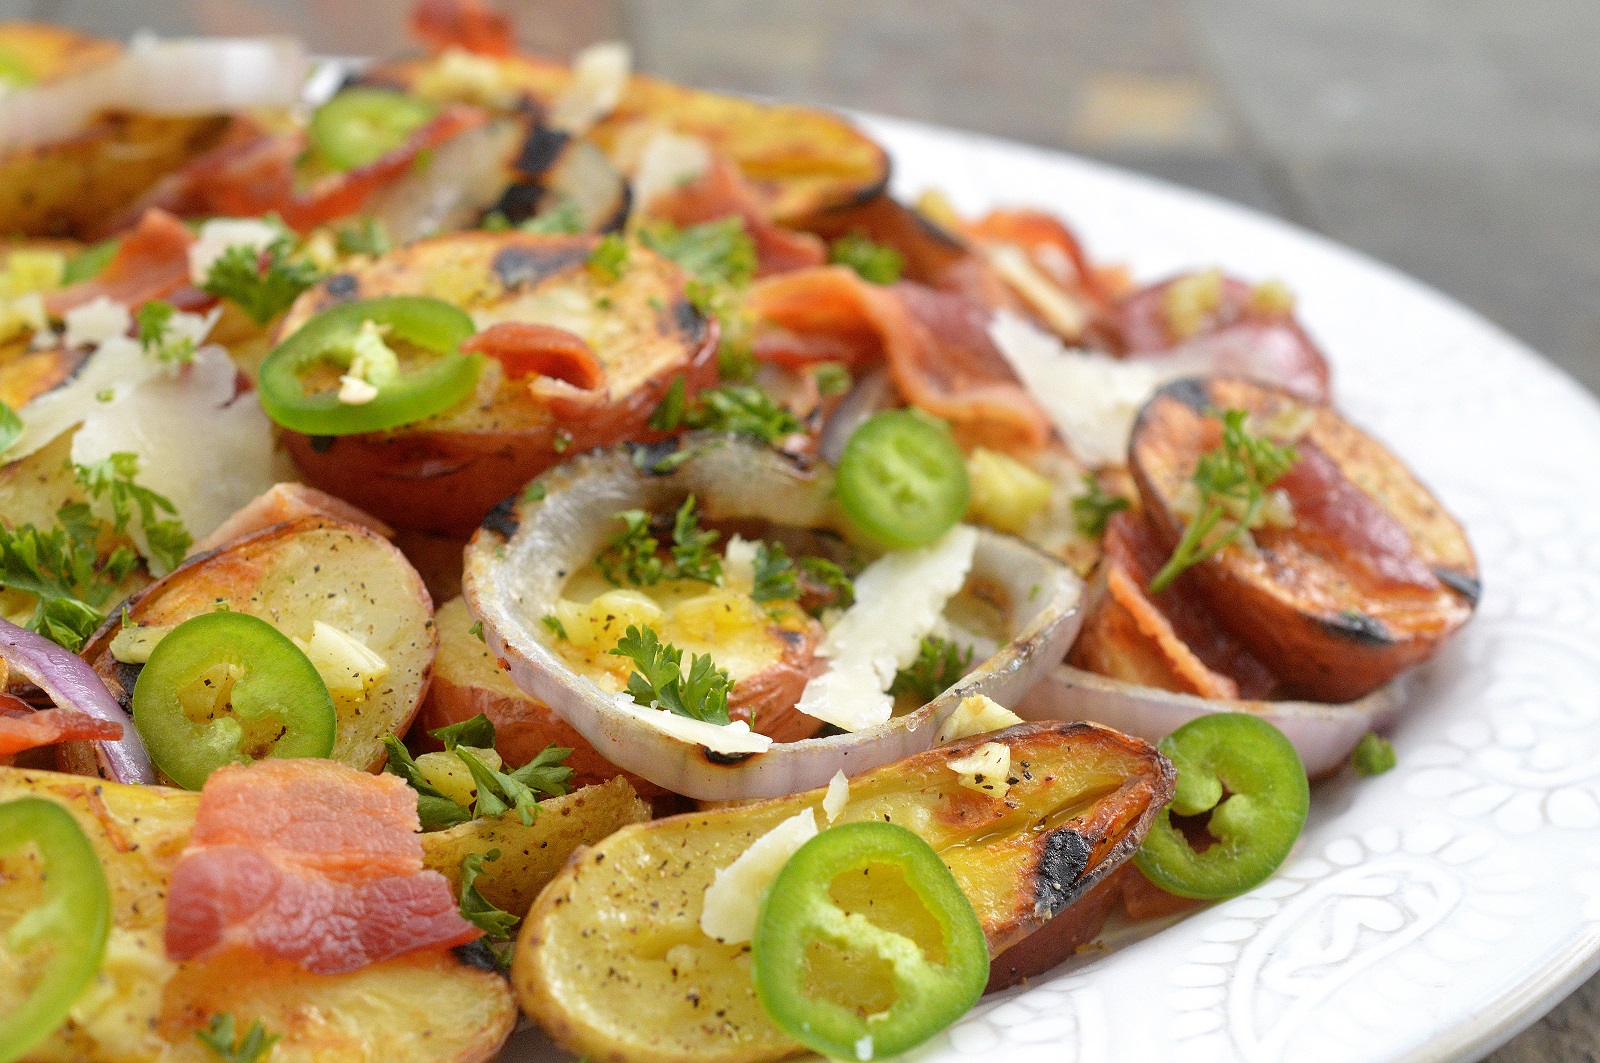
[{"left": 1130, "top": 377, "right": 1477, "bottom": 702}]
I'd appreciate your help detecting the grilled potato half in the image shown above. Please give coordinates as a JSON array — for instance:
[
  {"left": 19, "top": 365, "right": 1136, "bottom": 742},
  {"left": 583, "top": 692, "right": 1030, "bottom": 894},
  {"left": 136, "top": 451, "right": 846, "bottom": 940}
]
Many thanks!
[
  {"left": 276, "top": 232, "right": 719, "bottom": 535},
  {"left": 1130, "top": 377, "right": 1477, "bottom": 702},
  {"left": 0, "top": 765, "right": 517, "bottom": 1063},
  {"left": 72, "top": 515, "right": 437, "bottom": 776},
  {"left": 514, "top": 721, "right": 1172, "bottom": 1063}
]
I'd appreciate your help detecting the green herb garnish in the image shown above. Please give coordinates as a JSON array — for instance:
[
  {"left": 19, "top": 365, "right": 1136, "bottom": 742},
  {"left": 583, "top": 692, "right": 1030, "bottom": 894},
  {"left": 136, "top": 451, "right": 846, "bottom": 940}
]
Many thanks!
[
  {"left": 459, "top": 848, "right": 519, "bottom": 940},
  {"left": 73, "top": 452, "right": 191, "bottom": 574},
  {"left": 889, "top": 636, "right": 973, "bottom": 703},
  {"left": 541, "top": 613, "right": 568, "bottom": 640},
  {"left": 752, "top": 541, "right": 799, "bottom": 603},
  {"left": 829, "top": 231, "right": 904, "bottom": 285},
  {"left": 799, "top": 556, "right": 855, "bottom": 611},
  {"left": 684, "top": 384, "right": 801, "bottom": 443},
  {"left": 1149, "top": 408, "right": 1298, "bottom": 593},
  {"left": 335, "top": 217, "right": 391, "bottom": 257},
  {"left": 608, "top": 624, "right": 733, "bottom": 725},
  {"left": 196, "top": 1014, "right": 279, "bottom": 1063},
  {"left": 1351, "top": 732, "right": 1396, "bottom": 776},
  {"left": 522, "top": 201, "right": 584, "bottom": 235},
  {"left": 670, "top": 495, "right": 721, "bottom": 583},
  {"left": 639, "top": 217, "right": 757, "bottom": 288},
  {"left": 587, "top": 233, "right": 629, "bottom": 281},
  {"left": 202, "top": 238, "right": 321, "bottom": 325},
  {"left": 648, "top": 375, "right": 688, "bottom": 432},
  {"left": 596, "top": 509, "right": 664, "bottom": 586},
  {"left": 1071, "top": 475, "right": 1130, "bottom": 538},
  {"left": 0, "top": 398, "right": 21, "bottom": 454},
  {"left": 134, "top": 300, "right": 196, "bottom": 365}
]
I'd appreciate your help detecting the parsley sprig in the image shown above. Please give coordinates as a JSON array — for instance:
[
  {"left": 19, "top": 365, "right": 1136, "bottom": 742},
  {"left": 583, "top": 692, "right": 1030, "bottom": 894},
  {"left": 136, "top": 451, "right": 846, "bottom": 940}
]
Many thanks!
[
  {"left": 651, "top": 380, "right": 802, "bottom": 444},
  {"left": 587, "top": 233, "right": 629, "bottom": 281},
  {"left": 829, "top": 231, "right": 904, "bottom": 285},
  {"left": 196, "top": 1014, "right": 278, "bottom": 1063},
  {"left": 459, "top": 848, "right": 519, "bottom": 940},
  {"left": 890, "top": 636, "right": 973, "bottom": 703},
  {"left": 608, "top": 623, "right": 733, "bottom": 726},
  {"left": 202, "top": 238, "right": 320, "bottom": 324},
  {"left": 382, "top": 714, "right": 573, "bottom": 831},
  {"left": 639, "top": 218, "right": 758, "bottom": 288},
  {"left": 74, "top": 453, "right": 192, "bottom": 574},
  {"left": 1148, "top": 408, "right": 1299, "bottom": 593},
  {"left": 0, "top": 399, "right": 21, "bottom": 454},
  {"left": 1071, "top": 475, "right": 1130, "bottom": 538},
  {"left": 799, "top": 556, "right": 855, "bottom": 612},
  {"left": 596, "top": 496, "right": 722, "bottom": 587},
  {"left": 751, "top": 541, "right": 799, "bottom": 604},
  {"left": 134, "top": 300, "right": 196, "bottom": 365}
]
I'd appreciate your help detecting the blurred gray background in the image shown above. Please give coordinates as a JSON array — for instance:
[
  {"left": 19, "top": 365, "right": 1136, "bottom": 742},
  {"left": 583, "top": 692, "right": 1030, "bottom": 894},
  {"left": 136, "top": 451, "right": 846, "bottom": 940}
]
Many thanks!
[{"left": 10, "top": 1, "right": 1599, "bottom": 1057}]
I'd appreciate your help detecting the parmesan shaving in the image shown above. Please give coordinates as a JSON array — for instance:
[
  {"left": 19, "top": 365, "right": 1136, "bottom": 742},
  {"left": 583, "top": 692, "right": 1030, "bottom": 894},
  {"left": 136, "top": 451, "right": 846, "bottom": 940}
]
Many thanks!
[
  {"left": 6, "top": 335, "right": 153, "bottom": 461},
  {"left": 187, "top": 217, "right": 281, "bottom": 286},
  {"left": 548, "top": 42, "right": 631, "bottom": 135},
  {"left": 720, "top": 534, "right": 758, "bottom": 595},
  {"left": 630, "top": 129, "right": 711, "bottom": 213},
  {"left": 699, "top": 808, "right": 817, "bottom": 944},
  {"left": 293, "top": 621, "right": 389, "bottom": 701},
  {"left": 947, "top": 741, "right": 1011, "bottom": 799},
  {"left": 822, "top": 769, "right": 850, "bottom": 823},
  {"left": 985, "top": 242, "right": 1087, "bottom": 340},
  {"left": 63, "top": 296, "right": 131, "bottom": 349},
  {"left": 609, "top": 692, "right": 773, "bottom": 755},
  {"left": 796, "top": 525, "right": 978, "bottom": 732},
  {"left": 937, "top": 694, "right": 1022, "bottom": 743}
]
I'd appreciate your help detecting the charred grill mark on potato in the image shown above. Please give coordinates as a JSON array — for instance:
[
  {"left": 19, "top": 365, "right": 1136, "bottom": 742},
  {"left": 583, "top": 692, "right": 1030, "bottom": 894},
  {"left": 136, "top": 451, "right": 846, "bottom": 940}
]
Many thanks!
[
  {"left": 516, "top": 125, "right": 571, "bottom": 177},
  {"left": 672, "top": 297, "right": 706, "bottom": 343},
  {"left": 1161, "top": 376, "right": 1212, "bottom": 415},
  {"left": 325, "top": 272, "right": 360, "bottom": 301},
  {"left": 702, "top": 748, "right": 758, "bottom": 766},
  {"left": 1033, "top": 829, "right": 1093, "bottom": 918},
  {"left": 492, "top": 242, "right": 589, "bottom": 289},
  {"left": 480, "top": 495, "right": 521, "bottom": 540},
  {"left": 1435, "top": 566, "right": 1482, "bottom": 603},
  {"left": 1321, "top": 609, "right": 1394, "bottom": 646},
  {"left": 491, "top": 180, "right": 545, "bottom": 224}
]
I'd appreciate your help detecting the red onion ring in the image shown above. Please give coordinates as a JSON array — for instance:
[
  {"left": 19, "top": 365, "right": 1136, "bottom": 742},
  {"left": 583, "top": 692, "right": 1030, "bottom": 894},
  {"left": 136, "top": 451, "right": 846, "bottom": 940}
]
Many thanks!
[{"left": 0, "top": 617, "right": 154, "bottom": 784}]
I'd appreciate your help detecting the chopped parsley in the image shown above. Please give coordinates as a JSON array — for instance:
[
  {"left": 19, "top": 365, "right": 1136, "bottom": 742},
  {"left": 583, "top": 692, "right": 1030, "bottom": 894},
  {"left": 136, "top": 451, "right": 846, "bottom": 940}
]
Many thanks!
[
  {"left": 684, "top": 384, "right": 802, "bottom": 443},
  {"left": 382, "top": 715, "right": 573, "bottom": 831},
  {"left": 524, "top": 481, "right": 547, "bottom": 503},
  {"left": 670, "top": 495, "right": 721, "bottom": 583},
  {"left": 468, "top": 619, "right": 486, "bottom": 642},
  {"left": 889, "top": 636, "right": 973, "bottom": 703},
  {"left": 522, "top": 201, "right": 584, "bottom": 236},
  {"left": 609, "top": 623, "right": 733, "bottom": 726},
  {"left": 0, "top": 398, "right": 20, "bottom": 454},
  {"left": 1149, "top": 408, "right": 1299, "bottom": 593},
  {"left": 596, "top": 496, "right": 722, "bottom": 587},
  {"left": 799, "top": 556, "right": 855, "bottom": 611},
  {"left": 829, "top": 231, "right": 904, "bottom": 285},
  {"left": 202, "top": 238, "right": 321, "bottom": 324},
  {"left": 334, "top": 217, "right": 391, "bottom": 257},
  {"left": 195, "top": 1014, "right": 279, "bottom": 1063},
  {"left": 751, "top": 540, "right": 799, "bottom": 603},
  {"left": 459, "top": 848, "right": 519, "bottom": 942},
  {"left": 541, "top": 613, "right": 568, "bottom": 640},
  {"left": 1071, "top": 475, "right": 1130, "bottom": 538},
  {"left": 380, "top": 737, "right": 474, "bottom": 831},
  {"left": 813, "top": 363, "right": 852, "bottom": 397},
  {"left": 133, "top": 300, "right": 196, "bottom": 365},
  {"left": 74, "top": 452, "right": 192, "bottom": 574},
  {"left": 648, "top": 375, "right": 688, "bottom": 432},
  {"left": 586, "top": 233, "right": 629, "bottom": 281},
  {"left": 638, "top": 217, "right": 757, "bottom": 288},
  {"left": 1351, "top": 732, "right": 1396, "bottom": 776}
]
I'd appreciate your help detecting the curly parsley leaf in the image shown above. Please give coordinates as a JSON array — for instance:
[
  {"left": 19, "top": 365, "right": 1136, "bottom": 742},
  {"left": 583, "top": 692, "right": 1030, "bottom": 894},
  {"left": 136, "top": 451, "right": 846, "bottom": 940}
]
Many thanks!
[
  {"left": 0, "top": 398, "right": 21, "bottom": 454},
  {"left": 431, "top": 711, "right": 496, "bottom": 752},
  {"left": 648, "top": 375, "right": 688, "bottom": 432},
  {"left": 587, "top": 233, "right": 629, "bottom": 281},
  {"left": 1351, "top": 732, "right": 1396, "bottom": 776},
  {"left": 134, "top": 300, "right": 196, "bottom": 365},
  {"left": 1071, "top": 475, "right": 1130, "bottom": 538},
  {"left": 541, "top": 613, "right": 567, "bottom": 640},
  {"left": 752, "top": 540, "right": 799, "bottom": 603},
  {"left": 608, "top": 623, "right": 732, "bottom": 725},
  {"left": 829, "top": 231, "right": 904, "bottom": 285},
  {"left": 0, "top": 497, "right": 140, "bottom": 652},
  {"left": 639, "top": 217, "right": 757, "bottom": 288},
  {"left": 670, "top": 495, "right": 721, "bottom": 583},
  {"left": 202, "top": 238, "right": 321, "bottom": 325},
  {"left": 74, "top": 452, "right": 191, "bottom": 574},
  {"left": 380, "top": 735, "right": 474, "bottom": 831},
  {"left": 334, "top": 217, "right": 391, "bottom": 257},
  {"left": 196, "top": 1013, "right": 279, "bottom": 1063},
  {"left": 889, "top": 636, "right": 973, "bottom": 703},
  {"left": 798, "top": 555, "right": 855, "bottom": 612},
  {"left": 1149, "top": 408, "right": 1299, "bottom": 593},
  {"left": 459, "top": 848, "right": 519, "bottom": 941},
  {"left": 596, "top": 509, "right": 664, "bottom": 586},
  {"left": 683, "top": 384, "right": 802, "bottom": 443}
]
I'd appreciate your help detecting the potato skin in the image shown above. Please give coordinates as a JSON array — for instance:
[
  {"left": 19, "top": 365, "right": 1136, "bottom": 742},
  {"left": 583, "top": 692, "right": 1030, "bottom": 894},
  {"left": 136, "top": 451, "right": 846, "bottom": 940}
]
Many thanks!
[
  {"left": 0, "top": 765, "right": 516, "bottom": 1063},
  {"left": 277, "top": 233, "right": 720, "bottom": 536},
  {"left": 514, "top": 721, "right": 1172, "bottom": 1063},
  {"left": 75, "top": 516, "right": 437, "bottom": 775},
  {"left": 1130, "top": 377, "right": 1477, "bottom": 702}
]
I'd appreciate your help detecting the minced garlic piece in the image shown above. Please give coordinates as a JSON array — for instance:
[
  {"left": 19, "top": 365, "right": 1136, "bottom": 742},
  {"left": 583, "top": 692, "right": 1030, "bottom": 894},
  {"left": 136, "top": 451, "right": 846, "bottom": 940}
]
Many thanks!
[
  {"left": 947, "top": 741, "right": 1011, "bottom": 799},
  {"left": 293, "top": 621, "right": 389, "bottom": 701},
  {"left": 966, "top": 447, "right": 1052, "bottom": 534},
  {"left": 1162, "top": 267, "right": 1223, "bottom": 340},
  {"left": 63, "top": 296, "right": 131, "bottom": 349},
  {"left": 416, "top": 745, "right": 502, "bottom": 805},
  {"left": 65, "top": 927, "right": 175, "bottom": 1060},
  {"left": 414, "top": 46, "right": 518, "bottom": 109},
  {"left": 822, "top": 769, "right": 849, "bottom": 823},
  {"left": 337, "top": 319, "right": 400, "bottom": 406},
  {"left": 109, "top": 623, "right": 176, "bottom": 665},
  {"left": 0, "top": 249, "right": 65, "bottom": 296},
  {"left": 1248, "top": 278, "right": 1296, "bottom": 317},
  {"left": 938, "top": 694, "right": 1023, "bottom": 743},
  {"left": 549, "top": 41, "right": 631, "bottom": 135}
]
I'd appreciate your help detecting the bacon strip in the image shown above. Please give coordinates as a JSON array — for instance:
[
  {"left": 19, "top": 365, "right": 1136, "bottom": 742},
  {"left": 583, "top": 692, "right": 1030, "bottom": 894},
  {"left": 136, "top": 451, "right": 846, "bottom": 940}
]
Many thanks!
[
  {"left": 165, "top": 759, "right": 479, "bottom": 975},
  {"left": 45, "top": 209, "right": 195, "bottom": 317},
  {"left": 0, "top": 700, "right": 123, "bottom": 758},
  {"left": 125, "top": 106, "right": 492, "bottom": 236},
  {"left": 409, "top": 0, "right": 516, "bottom": 56},
  {"left": 644, "top": 155, "right": 826, "bottom": 278},
  {"left": 747, "top": 266, "right": 1052, "bottom": 452}
]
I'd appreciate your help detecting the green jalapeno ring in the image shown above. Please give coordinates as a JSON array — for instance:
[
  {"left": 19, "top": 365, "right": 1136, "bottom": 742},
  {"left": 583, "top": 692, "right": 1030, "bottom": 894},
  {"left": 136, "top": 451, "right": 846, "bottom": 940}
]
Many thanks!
[
  {"left": 1134, "top": 712, "right": 1310, "bottom": 901},
  {"left": 131, "top": 611, "right": 337, "bottom": 791},
  {"left": 309, "top": 87, "right": 438, "bottom": 172},
  {"left": 0, "top": 797, "right": 111, "bottom": 1063},
  {"left": 751, "top": 821, "right": 988, "bottom": 1061},
  {"left": 835, "top": 409, "right": 971, "bottom": 550},
  {"left": 257, "top": 296, "right": 481, "bottom": 436}
]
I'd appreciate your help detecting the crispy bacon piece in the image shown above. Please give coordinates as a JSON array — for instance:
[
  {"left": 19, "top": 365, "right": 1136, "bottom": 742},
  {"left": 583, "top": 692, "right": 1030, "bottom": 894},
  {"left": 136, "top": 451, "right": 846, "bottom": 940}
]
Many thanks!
[
  {"left": 165, "top": 759, "right": 480, "bottom": 975},
  {"left": 0, "top": 698, "right": 123, "bottom": 759},
  {"left": 644, "top": 155, "right": 826, "bottom": 277},
  {"left": 1112, "top": 272, "right": 1331, "bottom": 402},
  {"left": 747, "top": 266, "right": 1052, "bottom": 452},
  {"left": 409, "top": 0, "right": 516, "bottom": 56},
  {"left": 45, "top": 209, "right": 196, "bottom": 317},
  {"left": 463, "top": 321, "right": 610, "bottom": 418},
  {"left": 124, "top": 107, "right": 492, "bottom": 236},
  {"left": 1069, "top": 510, "right": 1278, "bottom": 700}
]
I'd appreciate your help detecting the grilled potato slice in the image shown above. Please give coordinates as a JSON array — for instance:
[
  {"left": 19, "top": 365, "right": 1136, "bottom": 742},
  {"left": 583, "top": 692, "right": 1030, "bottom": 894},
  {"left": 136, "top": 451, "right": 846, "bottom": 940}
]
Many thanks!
[
  {"left": 420, "top": 774, "right": 651, "bottom": 918},
  {"left": 374, "top": 53, "right": 888, "bottom": 224},
  {"left": 75, "top": 515, "right": 436, "bottom": 775},
  {"left": 0, "top": 765, "right": 516, "bottom": 1063},
  {"left": 276, "top": 232, "right": 719, "bottom": 536},
  {"left": 514, "top": 721, "right": 1172, "bottom": 1063},
  {"left": 1130, "top": 377, "right": 1477, "bottom": 702}
]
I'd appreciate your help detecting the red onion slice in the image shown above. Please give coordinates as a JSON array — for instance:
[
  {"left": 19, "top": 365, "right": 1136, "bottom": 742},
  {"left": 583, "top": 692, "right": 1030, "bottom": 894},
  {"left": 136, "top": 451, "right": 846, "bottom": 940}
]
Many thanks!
[{"left": 0, "top": 617, "right": 154, "bottom": 784}]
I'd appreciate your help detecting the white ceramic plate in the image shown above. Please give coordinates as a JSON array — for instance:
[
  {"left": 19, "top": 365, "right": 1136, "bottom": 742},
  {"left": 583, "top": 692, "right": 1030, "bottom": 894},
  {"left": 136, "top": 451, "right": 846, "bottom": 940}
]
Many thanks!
[{"left": 505, "top": 113, "right": 1600, "bottom": 1063}]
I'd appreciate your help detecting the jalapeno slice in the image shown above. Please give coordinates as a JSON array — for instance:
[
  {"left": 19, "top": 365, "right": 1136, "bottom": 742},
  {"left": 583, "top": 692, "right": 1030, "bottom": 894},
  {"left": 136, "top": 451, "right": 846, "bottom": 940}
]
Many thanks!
[
  {"left": 836, "top": 410, "right": 970, "bottom": 549},
  {"left": 131, "top": 612, "right": 336, "bottom": 791},
  {"left": 310, "top": 87, "right": 438, "bottom": 171},
  {"left": 0, "top": 798, "right": 110, "bottom": 1063},
  {"left": 257, "top": 296, "right": 481, "bottom": 436},
  {"left": 752, "top": 821, "right": 988, "bottom": 1061},
  {"left": 1134, "top": 712, "right": 1310, "bottom": 900}
]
